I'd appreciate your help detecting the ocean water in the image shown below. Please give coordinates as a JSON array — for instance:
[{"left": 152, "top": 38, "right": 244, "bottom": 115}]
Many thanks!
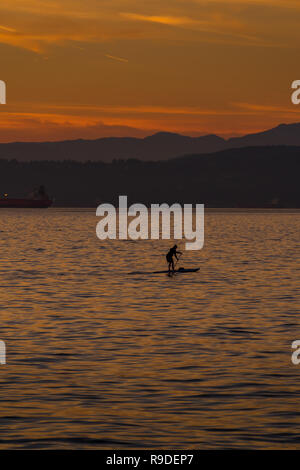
[{"left": 0, "top": 208, "right": 299, "bottom": 449}]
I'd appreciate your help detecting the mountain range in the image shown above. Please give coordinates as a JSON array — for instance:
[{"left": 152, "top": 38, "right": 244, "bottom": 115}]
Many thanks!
[{"left": 0, "top": 122, "right": 300, "bottom": 162}]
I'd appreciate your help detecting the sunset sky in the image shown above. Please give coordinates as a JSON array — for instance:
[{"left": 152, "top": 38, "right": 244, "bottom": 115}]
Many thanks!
[{"left": 0, "top": 0, "right": 300, "bottom": 141}]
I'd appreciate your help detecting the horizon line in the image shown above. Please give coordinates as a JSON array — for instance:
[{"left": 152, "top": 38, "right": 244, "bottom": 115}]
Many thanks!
[{"left": 0, "top": 121, "right": 298, "bottom": 145}]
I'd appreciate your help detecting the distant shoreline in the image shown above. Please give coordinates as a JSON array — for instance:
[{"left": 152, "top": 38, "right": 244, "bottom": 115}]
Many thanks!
[
  {"left": 40, "top": 206, "right": 300, "bottom": 213},
  {"left": 1, "top": 145, "right": 299, "bottom": 208}
]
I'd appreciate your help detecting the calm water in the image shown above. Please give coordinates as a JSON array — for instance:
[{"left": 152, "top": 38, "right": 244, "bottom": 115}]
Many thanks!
[{"left": 0, "top": 208, "right": 299, "bottom": 449}]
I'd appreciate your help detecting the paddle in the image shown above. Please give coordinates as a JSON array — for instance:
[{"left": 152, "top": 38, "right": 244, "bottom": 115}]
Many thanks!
[{"left": 171, "top": 252, "right": 182, "bottom": 274}]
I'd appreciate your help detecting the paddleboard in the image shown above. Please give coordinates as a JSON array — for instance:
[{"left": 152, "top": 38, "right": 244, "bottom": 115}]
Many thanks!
[
  {"left": 129, "top": 267, "right": 200, "bottom": 275},
  {"left": 153, "top": 268, "right": 200, "bottom": 274}
]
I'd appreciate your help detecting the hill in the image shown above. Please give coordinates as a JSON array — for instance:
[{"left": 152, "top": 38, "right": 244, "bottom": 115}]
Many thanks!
[
  {"left": 0, "top": 122, "right": 300, "bottom": 162},
  {"left": 0, "top": 145, "right": 299, "bottom": 207}
]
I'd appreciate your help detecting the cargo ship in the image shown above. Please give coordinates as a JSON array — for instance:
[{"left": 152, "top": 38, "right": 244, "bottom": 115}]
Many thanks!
[{"left": 0, "top": 186, "right": 53, "bottom": 208}]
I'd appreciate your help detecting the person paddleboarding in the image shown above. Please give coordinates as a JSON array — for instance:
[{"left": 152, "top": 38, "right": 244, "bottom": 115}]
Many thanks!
[{"left": 166, "top": 245, "right": 182, "bottom": 274}]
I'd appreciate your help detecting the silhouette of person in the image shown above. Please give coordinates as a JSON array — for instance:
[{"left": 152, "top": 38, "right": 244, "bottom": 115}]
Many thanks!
[{"left": 166, "top": 244, "right": 182, "bottom": 273}]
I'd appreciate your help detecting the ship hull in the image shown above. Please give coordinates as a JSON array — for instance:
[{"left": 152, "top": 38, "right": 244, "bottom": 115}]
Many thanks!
[{"left": 0, "top": 199, "right": 52, "bottom": 208}]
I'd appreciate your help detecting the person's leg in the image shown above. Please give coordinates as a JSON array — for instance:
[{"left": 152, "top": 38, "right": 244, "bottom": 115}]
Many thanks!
[{"left": 171, "top": 259, "right": 175, "bottom": 272}]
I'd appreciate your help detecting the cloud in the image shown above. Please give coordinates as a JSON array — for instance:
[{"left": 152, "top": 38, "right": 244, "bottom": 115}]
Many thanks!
[
  {"left": 0, "top": 0, "right": 287, "bottom": 54},
  {"left": 0, "top": 110, "right": 154, "bottom": 141},
  {"left": 120, "top": 13, "right": 199, "bottom": 26},
  {"left": 120, "top": 10, "right": 275, "bottom": 47},
  {"left": 17, "top": 102, "right": 263, "bottom": 117},
  {"left": 232, "top": 102, "right": 300, "bottom": 114},
  {"left": 0, "top": 24, "right": 16, "bottom": 32},
  {"left": 105, "top": 54, "right": 129, "bottom": 63},
  {"left": 1, "top": 99, "right": 299, "bottom": 143},
  {"left": 0, "top": 3, "right": 147, "bottom": 52},
  {"left": 190, "top": 0, "right": 300, "bottom": 8},
  {"left": 0, "top": 0, "right": 299, "bottom": 53}
]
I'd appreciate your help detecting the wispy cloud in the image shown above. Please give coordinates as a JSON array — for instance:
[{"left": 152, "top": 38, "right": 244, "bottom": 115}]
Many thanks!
[
  {"left": 0, "top": 102, "right": 299, "bottom": 141},
  {"left": 190, "top": 0, "right": 300, "bottom": 9},
  {"left": 232, "top": 102, "right": 300, "bottom": 114},
  {"left": 0, "top": 111, "right": 153, "bottom": 142},
  {"left": 14, "top": 103, "right": 262, "bottom": 116},
  {"left": 8, "top": 102, "right": 300, "bottom": 120},
  {"left": 120, "top": 11, "right": 273, "bottom": 46},
  {"left": 105, "top": 54, "right": 129, "bottom": 63},
  {"left": 0, "top": 0, "right": 299, "bottom": 53},
  {"left": 0, "top": 24, "right": 16, "bottom": 32},
  {"left": 120, "top": 13, "right": 199, "bottom": 26}
]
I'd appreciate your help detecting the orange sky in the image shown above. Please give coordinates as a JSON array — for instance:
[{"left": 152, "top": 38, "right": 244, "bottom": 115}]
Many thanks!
[{"left": 0, "top": 0, "right": 300, "bottom": 141}]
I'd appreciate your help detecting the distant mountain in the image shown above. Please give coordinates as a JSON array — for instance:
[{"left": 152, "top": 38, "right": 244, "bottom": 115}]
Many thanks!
[
  {"left": 0, "top": 122, "right": 300, "bottom": 162},
  {"left": 227, "top": 123, "right": 300, "bottom": 148},
  {"left": 0, "top": 132, "right": 225, "bottom": 162},
  {"left": 0, "top": 145, "right": 300, "bottom": 207}
]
